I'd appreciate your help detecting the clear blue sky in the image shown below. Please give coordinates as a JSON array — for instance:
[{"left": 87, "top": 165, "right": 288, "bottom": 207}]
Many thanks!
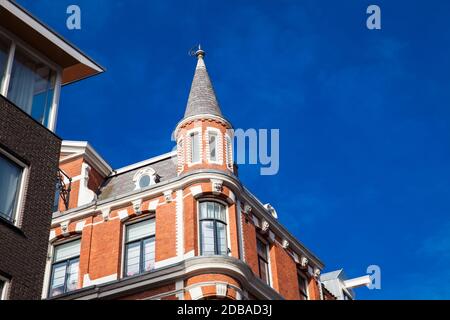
[{"left": 17, "top": 0, "right": 450, "bottom": 299}]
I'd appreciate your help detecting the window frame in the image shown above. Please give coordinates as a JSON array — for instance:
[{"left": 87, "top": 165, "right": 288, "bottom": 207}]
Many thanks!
[
  {"left": 0, "top": 275, "right": 10, "bottom": 300},
  {"left": 256, "top": 237, "right": 271, "bottom": 286},
  {"left": 297, "top": 271, "right": 309, "bottom": 300},
  {"left": 48, "top": 238, "right": 81, "bottom": 298},
  {"left": 198, "top": 200, "right": 229, "bottom": 256},
  {"left": 123, "top": 217, "right": 156, "bottom": 278},
  {"left": 0, "top": 26, "right": 62, "bottom": 131},
  {"left": 187, "top": 127, "right": 202, "bottom": 166},
  {"left": 0, "top": 147, "right": 28, "bottom": 227},
  {"left": 206, "top": 128, "right": 222, "bottom": 164}
]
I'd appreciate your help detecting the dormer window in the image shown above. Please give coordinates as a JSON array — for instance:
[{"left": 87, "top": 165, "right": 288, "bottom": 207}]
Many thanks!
[
  {"left": 0, "top": 30, "right": 60, "bottom": 130},
  {"left": 133, "top": 167, "right": 157, "bottom": 190},
  {"left": 139, "top": 174, "right": 151, "bottom": 188}
]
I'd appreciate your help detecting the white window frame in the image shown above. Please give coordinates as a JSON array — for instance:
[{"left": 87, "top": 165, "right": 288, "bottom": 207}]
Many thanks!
[
  {"left": 47, "top": 237, "right": 82, "bottom": 298},
  {"left": 196, "top": 199, "right": 231, "bottom": 257},
  {"left": 206, "top": 127, "right": 222, "bottom": 165},
  {"left": 0, "top": 26, "right": 62, "bottom": 132},
  {"left": 187, "top": 127, "right": 202, "bottom": 166},
  {"left": 0, "top": 275, "right": 10, "bottom": 300},
  {"left": 121, "top": 215, "right": 156, "bottom": 279},
  {"left": 0, "top": 148, "right": 28, "bottom": 228},
  {"left": 132, "top": 167, "right": 156, "bottom": 190}
]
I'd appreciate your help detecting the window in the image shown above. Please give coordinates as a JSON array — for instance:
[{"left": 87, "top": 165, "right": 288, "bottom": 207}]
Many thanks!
[
  {"left": 0, "top": 151, "right": 24, "bottom": 224},
  {"left": 0, "top": 30, "right": 60, "bottom": 130},
  {"left": 7, "top": 48, "right": 56, "bottom": 127},
  {"left": 199, "top": 201, "right": 228, "bottom": 256},
  {"left": 139, "top": 175, "right": 151, "bottom": 188},
  {"left": 0, "top": 277, "right": 9, "bottom": 300},
  {"left": 297, "top": 272, "right": 309, "bottom": 300},
  {"left": 190, "top": 132, "right": 200, "bottom": 163},
  {"left": 124, "top": 218, "right": 155, "bottom": 277},
  {"left": 49, "top": 239, "right": 81, "bottom": 297},
  {"left": 0, "top": 34, "right": 10, "bottom": 92},
  {"left": 257, "top": 238, "right": 270, "bottom": 285},
  {"left": 208, "top": 132, "right": 218, "bottom": 162}
]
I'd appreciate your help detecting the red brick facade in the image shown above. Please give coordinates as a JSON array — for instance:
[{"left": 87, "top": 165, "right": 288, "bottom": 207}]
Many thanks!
[{"left": 45, "top": 51, "right": 333, "bottom": 301}]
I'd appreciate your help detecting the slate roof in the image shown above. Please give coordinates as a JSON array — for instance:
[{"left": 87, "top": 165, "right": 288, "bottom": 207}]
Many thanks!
[
  {"left": 97, "top": 155, "right": 177, "bottom": 200},
  {"left": 184, "top": 55, "right": 223, "bottom": 119}
]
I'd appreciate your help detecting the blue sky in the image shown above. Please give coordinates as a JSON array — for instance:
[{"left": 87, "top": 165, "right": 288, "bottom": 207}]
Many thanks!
[{"left": 17, "top": 0, "right": 450, "bottom": 299}]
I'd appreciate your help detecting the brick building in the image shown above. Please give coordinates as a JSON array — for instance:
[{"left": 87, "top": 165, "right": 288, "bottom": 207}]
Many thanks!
[
  {"left": 0, "top": 0, "right": 103, "bottom": 299},
  {"left": 45, "top": 48, "right": 366, "bottom": 300}
]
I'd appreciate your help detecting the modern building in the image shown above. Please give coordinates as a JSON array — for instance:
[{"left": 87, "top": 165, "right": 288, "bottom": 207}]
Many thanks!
[
  {"left": 320, "top": 269, "right": 371, "bottom": 300},
  {"left": 0, "top": 0, "right": 103, "bottom": 299},
  {"left": 44, "top": 46, "right": 365, "bottom": 300}
]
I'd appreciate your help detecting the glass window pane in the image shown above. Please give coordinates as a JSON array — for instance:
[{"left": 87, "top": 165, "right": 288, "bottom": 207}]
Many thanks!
[
  {"left": 50, "top": 262, "right": 67, "bottom": 297},
  {"left": 199, "top": 202, "right": 206, "bottom": 219},
  {"left": 209, "top": 133, "right": 217, "bottom": 161},
  {"left": 139, "top": 175, "right": 151, "bottom": 188},
  {"left": 191, "top": 132, "right": 200, "bottom": 163},
  {"left": 143, "top": 238, "right": 155, "bottom": 272},
  {"left": 207, "top": 202, "right": 214, "bottom": 219},
  {"left": 0, "top": 35, "right": 10, "bottom": 91},
  {"left": 259, "top": 258, "right": 269, "bottom": 284},
  {"left": 54, "top": 240, "right": 81, "bottom": 262},
  {"left": 201, "top": 221, "right": 215, "bottom": 256},
  {"left": 257, "top": 239, "right": 268, "bottom": 260},
  {"left": 126, "top": 219, "right": 155, "bottom": 242},
  {"left": 66, "top": 259, "right": 79, "bottom": 292},
  {"left": 125, "top": 242, "right": 141, "bottom": 276},
  {"left": 0, "top": 154, "right": 22, "bottom": 222},
  {"left": 216, "top": 222, "right": 227, "bottom": 255},
  {"left": 7, "top": 48, "right": 56, "bottom": 127}
]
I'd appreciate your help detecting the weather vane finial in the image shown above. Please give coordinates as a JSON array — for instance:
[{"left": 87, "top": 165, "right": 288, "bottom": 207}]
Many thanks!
[{"left": 189, "top": 44, "right": 205, "bottom": 59}]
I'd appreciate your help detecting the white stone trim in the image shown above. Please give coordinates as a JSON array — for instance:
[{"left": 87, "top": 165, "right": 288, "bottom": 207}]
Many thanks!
[
  {"left": 189, "top": 286, "right": 203, "bottom": 300},
  {"left": 176, "top": 190, "right": 184, "bottom": 258},
  {"left": 118, "top": 209, "right": 129, "bottom": 221},
  {"left": 225, "top": 133, "right": 233, "bottom": 171},
  {"left": 176, "top": 280, "right": 184, "bottom": 300},
  {"left": 75, "top": 220, "right": 85, "bottom": 233},
  {"left": 148, "top": 199, "right": 159, "bottom": 211},
  {"left": 216, "top": 283, "right": 228, "bottom": 297},
  {"left": 190, "top": 185, "right": 203, "bottom": 197},
  {"left": 83, "top": 274, "right": 118, "bottom": 288},
  {"left": 77, "top": 163, "right": 96, "bottom": 207}
]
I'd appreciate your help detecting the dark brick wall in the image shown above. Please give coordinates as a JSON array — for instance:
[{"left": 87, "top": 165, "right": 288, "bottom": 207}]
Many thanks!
[{"left": 0, "top": 95, "right": 61, "bottom": 300}]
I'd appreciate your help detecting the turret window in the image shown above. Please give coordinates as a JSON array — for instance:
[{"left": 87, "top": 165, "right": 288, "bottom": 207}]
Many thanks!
[
  {"left": 190, "top": 131, "right": 200, "bottom": 163},
  {"left": 199, "top": 201, "right": 228, "bottom": 256}
]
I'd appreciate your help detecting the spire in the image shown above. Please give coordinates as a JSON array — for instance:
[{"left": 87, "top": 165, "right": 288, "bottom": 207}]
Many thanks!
[{"left": 184, "top": 46, "right": 223, "bottom": 119}]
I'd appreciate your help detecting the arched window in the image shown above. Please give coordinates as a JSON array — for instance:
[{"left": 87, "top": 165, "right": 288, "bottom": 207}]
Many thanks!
[{"left": 199, "top": 201, "right": 228, "bottom": 256}]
